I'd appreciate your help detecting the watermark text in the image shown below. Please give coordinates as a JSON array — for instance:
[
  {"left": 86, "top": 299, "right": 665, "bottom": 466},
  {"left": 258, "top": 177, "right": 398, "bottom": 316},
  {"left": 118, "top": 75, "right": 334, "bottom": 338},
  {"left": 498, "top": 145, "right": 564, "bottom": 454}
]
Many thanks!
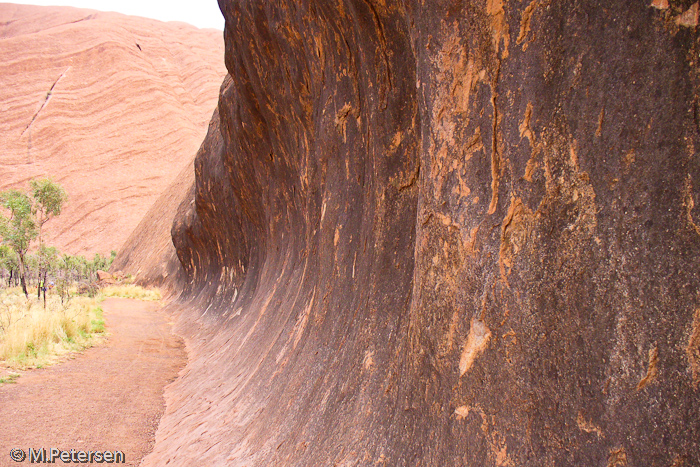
[{"left": 10, "top": 448, "right": 125, "bottom": 463}]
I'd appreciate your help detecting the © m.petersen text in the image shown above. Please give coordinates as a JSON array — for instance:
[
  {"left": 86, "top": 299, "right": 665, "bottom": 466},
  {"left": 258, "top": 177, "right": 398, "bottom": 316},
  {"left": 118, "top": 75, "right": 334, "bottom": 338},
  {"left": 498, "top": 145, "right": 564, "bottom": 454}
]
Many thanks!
[{"left": 10, "top": 448, "right": 125, "bottom": 463}]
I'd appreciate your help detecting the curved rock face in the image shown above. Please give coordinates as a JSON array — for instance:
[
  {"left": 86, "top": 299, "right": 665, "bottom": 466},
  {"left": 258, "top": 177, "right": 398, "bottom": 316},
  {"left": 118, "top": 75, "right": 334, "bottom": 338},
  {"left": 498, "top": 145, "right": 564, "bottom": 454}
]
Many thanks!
[
  {"left": 142, "top": 1, "right": 700, "bottom": 465},
  {"left": 0, "top": 4, "right": 226, "bottom": 255},
  {"left": 108, "top": 153, "right": 193, "bottom": 288}
]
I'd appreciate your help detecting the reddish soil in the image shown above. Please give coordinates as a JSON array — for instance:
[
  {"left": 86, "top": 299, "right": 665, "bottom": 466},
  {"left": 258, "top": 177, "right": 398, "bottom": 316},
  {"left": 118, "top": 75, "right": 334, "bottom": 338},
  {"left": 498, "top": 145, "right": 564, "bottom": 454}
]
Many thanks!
[{"left": 0, "top": 298, "right": 186, "bottom": 467}]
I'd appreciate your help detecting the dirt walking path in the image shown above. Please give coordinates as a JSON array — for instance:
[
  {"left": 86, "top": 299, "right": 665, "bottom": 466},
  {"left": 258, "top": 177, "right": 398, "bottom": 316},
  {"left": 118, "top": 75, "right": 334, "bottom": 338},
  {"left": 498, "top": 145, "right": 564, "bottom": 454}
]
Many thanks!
[{"left": 0, "top": 298, "right": 186, "bottom": 466}]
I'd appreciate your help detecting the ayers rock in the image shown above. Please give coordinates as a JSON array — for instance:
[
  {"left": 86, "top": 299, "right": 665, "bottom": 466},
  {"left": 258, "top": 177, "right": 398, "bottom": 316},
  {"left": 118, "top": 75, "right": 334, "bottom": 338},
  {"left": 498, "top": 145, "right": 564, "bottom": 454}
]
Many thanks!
[
  {"left": 118, "top": 0, "right": 700, "bottom": 465},
  {"left": 0, "top": 3, "right": 226, "bottom": 256}
]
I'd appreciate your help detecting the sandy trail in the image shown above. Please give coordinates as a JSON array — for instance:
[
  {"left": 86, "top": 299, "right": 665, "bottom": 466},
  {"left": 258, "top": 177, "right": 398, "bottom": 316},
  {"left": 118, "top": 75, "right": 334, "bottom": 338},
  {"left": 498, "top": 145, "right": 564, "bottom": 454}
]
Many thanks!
[{"left": 0, "top": 298, "right": 186, "bottom": 466}]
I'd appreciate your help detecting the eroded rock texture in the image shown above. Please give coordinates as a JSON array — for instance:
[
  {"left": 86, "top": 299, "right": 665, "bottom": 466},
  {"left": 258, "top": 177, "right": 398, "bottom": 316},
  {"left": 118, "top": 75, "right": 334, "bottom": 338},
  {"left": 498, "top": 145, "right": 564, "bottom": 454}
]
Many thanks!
[
  {"left": 143, "top": 0, "right": 700, "bottom": 465},
  {"left": 0, "top": 4, "right": 226, "bottom": 255}
]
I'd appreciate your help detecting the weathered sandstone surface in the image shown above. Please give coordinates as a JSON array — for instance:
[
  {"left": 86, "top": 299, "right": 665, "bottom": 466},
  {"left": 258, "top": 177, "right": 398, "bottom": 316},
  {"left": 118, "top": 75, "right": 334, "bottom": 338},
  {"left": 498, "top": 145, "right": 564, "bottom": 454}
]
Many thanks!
[
  {"left": 0, "top": 3, "right": 226, "bottom": 255},
  {"left": 122, "top": 0, "right": 700, "bottom": 465}
]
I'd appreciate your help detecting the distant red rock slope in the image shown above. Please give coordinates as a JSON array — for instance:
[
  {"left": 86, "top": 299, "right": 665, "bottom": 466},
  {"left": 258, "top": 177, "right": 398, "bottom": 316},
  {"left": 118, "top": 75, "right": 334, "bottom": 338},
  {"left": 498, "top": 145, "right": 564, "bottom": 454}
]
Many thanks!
[{"left": 0, "top": 3, "right": 226, "bottom": 256}]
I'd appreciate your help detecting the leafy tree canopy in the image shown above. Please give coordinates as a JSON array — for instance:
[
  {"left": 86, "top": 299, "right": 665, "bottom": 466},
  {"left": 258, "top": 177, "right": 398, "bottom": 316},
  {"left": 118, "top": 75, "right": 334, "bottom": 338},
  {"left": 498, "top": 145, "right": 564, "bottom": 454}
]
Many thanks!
[
  {"left": 30, "top": 178, "right": 67, "bottom": 225},
  {"left": 0, "top": 190, "right": 37, "bottom": 254},
  {"left": 37, "top": 245, "right": 59, "bottom": 270},
  {"left": 0, "top": 245, "right": 17, "bottom": 269}
]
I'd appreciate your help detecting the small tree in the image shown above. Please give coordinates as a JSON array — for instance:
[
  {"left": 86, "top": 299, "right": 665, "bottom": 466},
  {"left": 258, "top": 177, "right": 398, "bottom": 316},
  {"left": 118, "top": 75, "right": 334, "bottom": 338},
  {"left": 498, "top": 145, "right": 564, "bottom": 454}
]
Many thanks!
[
  {"left": 30, "top": 178, "right": 66, "bottom": 301},
  {"left": 56, "top": 254, "right": 73, "bottom": 305},
  {"left": 0, "top": 179, "right": 66, "bottom": 299},
  {"left": 0, "top": 190, "right": 37, "bottom": 297},
  {"left": 37, "top": 245, "right": 58, "bottom": 307},
  {"left": 0, "top": 245, "right": 18, "bottom": 287}
]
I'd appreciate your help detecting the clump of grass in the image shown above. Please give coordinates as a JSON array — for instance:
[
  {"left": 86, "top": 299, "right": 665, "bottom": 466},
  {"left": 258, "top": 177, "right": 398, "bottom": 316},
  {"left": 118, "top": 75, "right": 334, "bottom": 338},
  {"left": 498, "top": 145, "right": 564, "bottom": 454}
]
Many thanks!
[
  {"left": 0, "top": 291, "right": 106, "bottom": 369},
  {"left": 99, "top": 284, "right": 161, "bottom": 301},
  {"left": 0, "top": 373, "right": 19, "bottom": 384}
]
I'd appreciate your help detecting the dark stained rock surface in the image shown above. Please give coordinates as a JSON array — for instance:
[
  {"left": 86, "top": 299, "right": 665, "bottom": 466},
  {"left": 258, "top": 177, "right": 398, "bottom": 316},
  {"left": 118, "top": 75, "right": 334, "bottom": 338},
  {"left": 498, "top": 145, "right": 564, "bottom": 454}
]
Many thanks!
[{"left": 131, "top": 1, "right": 700, "bottom": 465}]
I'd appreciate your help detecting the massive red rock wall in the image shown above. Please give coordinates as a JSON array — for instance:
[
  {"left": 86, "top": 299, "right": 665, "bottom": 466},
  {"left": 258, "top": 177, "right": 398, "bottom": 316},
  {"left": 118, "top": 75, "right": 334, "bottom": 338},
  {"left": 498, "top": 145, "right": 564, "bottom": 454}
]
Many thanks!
[
  {"left": 0, "top": 4, "right": 226, "bottom": 255},
  {"left": 144, "top": 0, "right": 700, "bottom": 465},
  {"left": 108, "top": 151, "right": 194, "bottom": 289}
]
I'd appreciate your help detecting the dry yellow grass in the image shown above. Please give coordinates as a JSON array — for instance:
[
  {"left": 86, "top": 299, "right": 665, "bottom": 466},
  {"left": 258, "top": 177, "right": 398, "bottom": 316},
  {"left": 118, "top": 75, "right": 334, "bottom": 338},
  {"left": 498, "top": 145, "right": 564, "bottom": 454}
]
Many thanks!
[
  {"left": 99, "top": 284, "right": 161, "bottom": 301},
  {"left": 0, "top": 284, "right": 162, "bottom": 371},
  {"left": 0, "top": 288, "right": 106, "bottom": 369}
]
